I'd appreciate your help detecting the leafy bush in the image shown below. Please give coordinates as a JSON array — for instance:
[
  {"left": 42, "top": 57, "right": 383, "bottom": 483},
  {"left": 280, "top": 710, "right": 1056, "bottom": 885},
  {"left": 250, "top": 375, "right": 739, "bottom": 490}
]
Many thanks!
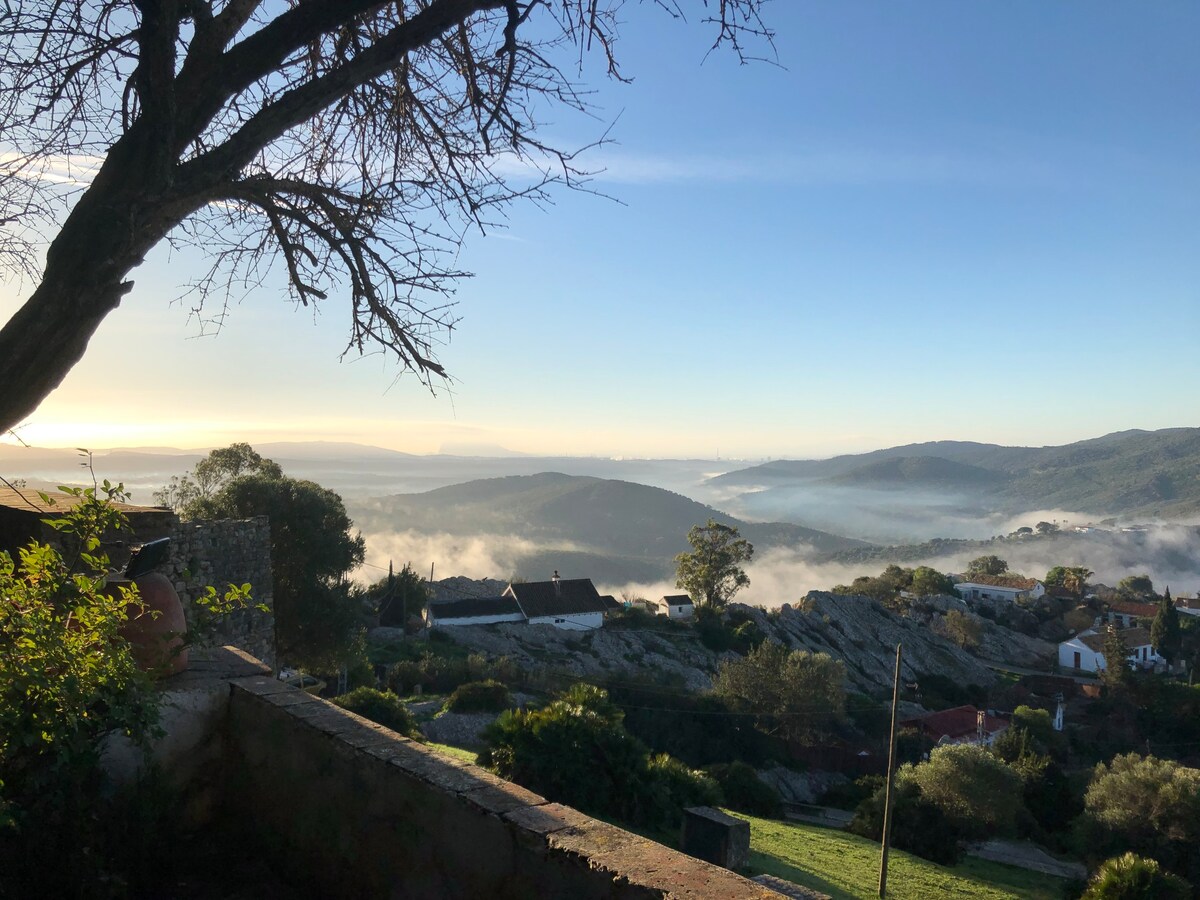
[
  {"left": 819, "top": 774, "right": 884, "bottom": 811},
  {"left": 1080, "top": 853, "right": 1190, "bottom": 900},
  {"left": 647, "top": 754, "right": 722, "bottom": 811},
  {"left": 703, "top": 761, "right": 782, "bottom": 818},
  {"left": 903, "top": 743, "right": 1024, "bottom": 840},
  {"left": 849, "top": 780, "right": 963, "bottom": 866},
  {"left": 480, "top": 683, "right": 701, "bottom": 830},
  {"left": 0, "top": 481, "right": 254, "bottom": 893},
  {"left": 387, "top": 650, "right": 520, "bottom": 695},
  {"left": 608, "top": 680, "right": 778, "bottom": 768},
  {"left": 914, "top": 673, "right": 986, "bottom": 711},
  {"left": 0, "top": 484, "right": 162, "bottom": 890},
  {"left": 334, "top": 687, "right": 418, "bottom": 737},
  {"left": 693, "top": 606, "right": 764, "bottom": 654},
  {"left": 444, "top": 680, "right": 513, "bottom": 714},
  {"left": 1076, "top": 754, "right": 1200, "bottom": 887}
]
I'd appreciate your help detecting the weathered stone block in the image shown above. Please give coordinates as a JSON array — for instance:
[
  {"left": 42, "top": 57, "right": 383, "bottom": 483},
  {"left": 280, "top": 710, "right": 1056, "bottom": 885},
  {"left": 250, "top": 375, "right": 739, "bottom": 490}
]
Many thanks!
[{"left": 682, "top": 806, "right": 750, "bottom": 871}]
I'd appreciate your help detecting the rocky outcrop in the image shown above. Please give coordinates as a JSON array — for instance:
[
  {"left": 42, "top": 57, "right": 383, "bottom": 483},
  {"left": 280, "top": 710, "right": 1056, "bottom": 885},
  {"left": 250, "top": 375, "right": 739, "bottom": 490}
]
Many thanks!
[
  {"left": 910, "top": 594, "right": 1057, "bottom": 670},
  {"left": 756, "top": 766, "right": 848, "bottom": 806},
  {"left": 429, "top": 589, "right": 1056, "bottom": 697},
  {"left": 740, "top": 593, "right": 1000, "bottom": 694},
  {"left": 437, "top": 621, "right": 722, "bottom": 693}
]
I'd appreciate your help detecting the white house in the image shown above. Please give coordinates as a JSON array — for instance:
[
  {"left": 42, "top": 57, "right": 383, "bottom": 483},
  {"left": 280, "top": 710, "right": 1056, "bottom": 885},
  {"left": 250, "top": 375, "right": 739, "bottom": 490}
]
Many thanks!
[
  {"left": 954, "top": 575, "right": 1045, "bottom": 604},
  {"left": 503, "top": 573, "right": 607, "bottom": 631},
  {"left": 659, "top": 594, "right": 695, "bottom": 620},
  {"left": 426, "top": 595, "right": 525, "bottom": 627},
  {"left": 1058, "top": 626, "right": 1161, "bottom": 674}
]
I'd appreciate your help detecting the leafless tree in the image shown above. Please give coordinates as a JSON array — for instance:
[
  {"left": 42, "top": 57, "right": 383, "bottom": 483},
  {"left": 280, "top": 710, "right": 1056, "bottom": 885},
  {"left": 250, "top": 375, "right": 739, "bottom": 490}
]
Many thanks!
[{"left": 0, "top": 0, "right": 772, "bottom": 432}]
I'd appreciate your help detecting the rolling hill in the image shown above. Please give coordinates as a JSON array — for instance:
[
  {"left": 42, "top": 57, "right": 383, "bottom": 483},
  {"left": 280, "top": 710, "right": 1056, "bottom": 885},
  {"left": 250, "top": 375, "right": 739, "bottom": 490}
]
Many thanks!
[
  {"left": 350, "top": 472, "right": 868, "bottom": 584},
  {"left": 712, "top": 428, "right": 1200, "bottom": 523}
]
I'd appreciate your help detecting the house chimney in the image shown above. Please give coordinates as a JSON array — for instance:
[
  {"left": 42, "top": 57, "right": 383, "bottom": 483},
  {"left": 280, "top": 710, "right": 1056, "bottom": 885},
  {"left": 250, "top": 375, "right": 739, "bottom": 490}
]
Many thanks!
[{"left": 552, "top": 570, "right": 561, "bottom": 595}]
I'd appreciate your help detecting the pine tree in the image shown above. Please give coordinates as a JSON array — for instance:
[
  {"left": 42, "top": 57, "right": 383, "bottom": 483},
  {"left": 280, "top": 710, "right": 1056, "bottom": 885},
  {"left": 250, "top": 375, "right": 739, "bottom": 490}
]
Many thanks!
[
  {"left": 1151, "top": 590, "right": 1182, "bottom": 665},
  {"left": 1101, "top": 627, "right": 1133, "bottom": 689}
]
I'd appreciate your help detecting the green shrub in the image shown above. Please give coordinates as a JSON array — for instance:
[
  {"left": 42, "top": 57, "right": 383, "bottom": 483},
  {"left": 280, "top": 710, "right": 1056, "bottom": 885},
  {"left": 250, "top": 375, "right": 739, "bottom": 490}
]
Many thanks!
[
  {"left": 444, "top": 680, "right": 513, "bottom": 714},
  {"left": 0, "top": 482, "right": 253, "bottom": 894},
  {"left": 849, "top": 780, "right": 963, "bottom": 866},
  {"left": 387, "top": 650, "right": 521, "bottom": 695},
  {"left": 648, "top": 754, "right": 722, "bottom": 811},
  {"left": 819, "top": 774, "right": 884, "bottom": 811},
  {"left": 703, "top": 761, "right": 782, "bottom": 818},
  {"left": 334, "top": 687, "right": 418, "bottom": 737},
  {"left": 1081, "top": 853, "right": 1190, "bottom": 900},
  {"left": 480, "top": 683, "right": 700, "bottom": 830}
]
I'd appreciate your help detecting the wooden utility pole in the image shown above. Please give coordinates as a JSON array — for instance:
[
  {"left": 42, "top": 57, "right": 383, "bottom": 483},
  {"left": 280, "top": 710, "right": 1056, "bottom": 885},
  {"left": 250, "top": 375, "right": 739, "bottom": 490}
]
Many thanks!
[{"left": 878, "top": 643, "right": 903, "bottom": 899}]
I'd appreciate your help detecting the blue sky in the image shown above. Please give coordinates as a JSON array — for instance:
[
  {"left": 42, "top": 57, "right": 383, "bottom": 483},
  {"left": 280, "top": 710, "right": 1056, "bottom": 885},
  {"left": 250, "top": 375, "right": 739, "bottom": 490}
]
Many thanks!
[{"left": 2, "top": 2, "right": 1196, "bottom": 457}]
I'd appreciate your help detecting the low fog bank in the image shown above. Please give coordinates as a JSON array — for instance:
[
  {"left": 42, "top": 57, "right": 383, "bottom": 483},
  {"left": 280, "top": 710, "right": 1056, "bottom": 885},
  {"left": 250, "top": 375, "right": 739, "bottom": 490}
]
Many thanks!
[
  {"left": 358, "top": 515, "right": 1200, "bottom": 608},
  {"left": 357, "top": 530, "right": 590, "bottom": 585},
  {"left": 602, "top": 523, "right": 1200, "bottom": 610},
  {"left": 715, "top": 483, "right": 1105, "bottom": 544}
]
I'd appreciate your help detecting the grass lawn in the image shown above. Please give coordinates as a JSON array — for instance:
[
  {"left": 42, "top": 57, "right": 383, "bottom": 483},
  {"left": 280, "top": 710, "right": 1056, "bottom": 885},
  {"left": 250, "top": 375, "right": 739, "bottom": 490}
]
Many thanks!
[
  {"left": 731, "top": 813, "right": 1066, "bottom": 900},
  {"left": 425, "top": 741, "right": 479, "bottom": 765}
]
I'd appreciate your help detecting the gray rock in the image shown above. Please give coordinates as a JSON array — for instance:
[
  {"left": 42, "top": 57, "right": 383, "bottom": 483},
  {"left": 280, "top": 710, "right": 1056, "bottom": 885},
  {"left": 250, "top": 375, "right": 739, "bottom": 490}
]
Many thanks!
[
  {"left": 421, "top": 711, "right": 497, "bottom": 749},
  {"left": 757, "top": 766, "right": 848, "bottom": 806}
]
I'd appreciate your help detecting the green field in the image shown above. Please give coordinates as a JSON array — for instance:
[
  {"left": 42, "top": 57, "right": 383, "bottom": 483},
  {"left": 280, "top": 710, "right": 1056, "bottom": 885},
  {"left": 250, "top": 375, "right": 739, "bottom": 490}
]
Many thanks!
[
  {"left": 733, "top": 813, "right": 1066, "bottom": 900},
  {"left": 426, "top": 741, "right": 478, "bottom": 764}
]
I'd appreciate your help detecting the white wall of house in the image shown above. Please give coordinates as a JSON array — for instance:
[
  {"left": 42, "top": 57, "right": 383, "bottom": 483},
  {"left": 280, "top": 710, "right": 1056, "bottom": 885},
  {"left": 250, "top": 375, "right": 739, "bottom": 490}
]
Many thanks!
[
  {"left": 661, "top": 603, "right": 693, "bottom": 619},
  {"left": 430, "top": 612, "right": 525, "bottom": 627},
  {"left": 527, "top": 611, "right": 603, "bottom": 631},
  {"left": 1059, "top": 636, "right": 1105, "bottom": 673},
  {"left": 1059, "top": 633, "right": 1162, "bottom": 673},
  {"left": 955, "top": 581, "right": 1045, "bottom": 603}
]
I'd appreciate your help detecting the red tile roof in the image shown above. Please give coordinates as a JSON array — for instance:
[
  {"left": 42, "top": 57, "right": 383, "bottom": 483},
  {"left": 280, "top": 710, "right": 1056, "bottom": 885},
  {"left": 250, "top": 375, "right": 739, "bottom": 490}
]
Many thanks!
[
  {"left": 1109, "top": 601, "right": 1158, "bottom": 619},
  {"left": 901, "top": 705, "right": 1007, "bottom": 742}
]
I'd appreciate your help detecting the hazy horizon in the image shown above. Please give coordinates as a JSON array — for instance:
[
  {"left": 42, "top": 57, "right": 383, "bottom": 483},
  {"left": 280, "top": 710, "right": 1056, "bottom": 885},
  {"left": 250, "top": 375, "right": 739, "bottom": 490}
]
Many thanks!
[{"left": 2, "top": 4, "right": 1195, "bottom": 460}]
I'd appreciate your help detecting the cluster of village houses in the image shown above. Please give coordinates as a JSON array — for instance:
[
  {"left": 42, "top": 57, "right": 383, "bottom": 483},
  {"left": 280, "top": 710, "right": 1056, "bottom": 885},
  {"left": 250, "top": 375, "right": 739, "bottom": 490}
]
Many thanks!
[
  {"left": 424, "top": 571, "right": 695, "bottom": 632},
  {"left": 429, "top": 569, "right": 1198, "bottom": 680},
  {"left": 420, "top": 568, "right": 1200, "bottom": 751},
  {"left": 953, "top": 573, "right": 1200, "bottom": 675}
]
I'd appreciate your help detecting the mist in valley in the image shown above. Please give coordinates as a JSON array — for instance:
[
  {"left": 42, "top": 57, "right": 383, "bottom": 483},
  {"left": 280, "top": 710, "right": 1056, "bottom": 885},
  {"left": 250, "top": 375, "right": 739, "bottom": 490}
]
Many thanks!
[{"left": 357, "top": 516, "right": 1200, "bottom": 609}]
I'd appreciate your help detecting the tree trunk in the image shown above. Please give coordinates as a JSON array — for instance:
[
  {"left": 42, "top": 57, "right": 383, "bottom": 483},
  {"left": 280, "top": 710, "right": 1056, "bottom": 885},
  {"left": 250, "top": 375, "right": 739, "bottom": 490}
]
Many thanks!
[{"left": 0, "top": 140, "right": 196, "bottom": 433}]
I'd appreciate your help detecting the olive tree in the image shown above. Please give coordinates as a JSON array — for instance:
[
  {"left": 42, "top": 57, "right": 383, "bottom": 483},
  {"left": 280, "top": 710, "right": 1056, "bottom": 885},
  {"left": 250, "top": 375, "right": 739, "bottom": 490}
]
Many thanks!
[
  {"left": 712, "top": 641, "right": 845, "bottom": 746},
  {"left": 902, "top": 743, "right": 1024, "bottom": 840},
  {"left": 0, "top": 1, "right": 773, "bottom": 432}
]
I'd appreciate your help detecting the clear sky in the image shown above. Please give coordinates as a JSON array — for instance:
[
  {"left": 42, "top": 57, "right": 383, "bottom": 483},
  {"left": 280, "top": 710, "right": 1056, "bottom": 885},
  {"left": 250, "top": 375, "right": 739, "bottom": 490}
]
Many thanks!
[{"left": 2, "top": 2, "right": 1197, "bottom": 458}]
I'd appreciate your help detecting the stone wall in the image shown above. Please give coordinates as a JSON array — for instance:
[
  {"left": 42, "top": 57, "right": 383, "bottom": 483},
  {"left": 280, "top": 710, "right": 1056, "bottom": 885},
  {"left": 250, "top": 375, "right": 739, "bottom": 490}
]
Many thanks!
[
  {"left": 223, "top": 673, "right": 777, "bottom": 899},
  {"left": 166, "top": 517, "right": 275, "bottom": 668}
]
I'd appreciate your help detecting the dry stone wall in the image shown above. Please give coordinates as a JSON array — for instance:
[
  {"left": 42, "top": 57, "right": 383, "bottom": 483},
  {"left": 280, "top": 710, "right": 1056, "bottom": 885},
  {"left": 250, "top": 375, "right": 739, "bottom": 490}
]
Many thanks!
[{"left": 166, "top": 516, "right": 275, "bottom": 668}]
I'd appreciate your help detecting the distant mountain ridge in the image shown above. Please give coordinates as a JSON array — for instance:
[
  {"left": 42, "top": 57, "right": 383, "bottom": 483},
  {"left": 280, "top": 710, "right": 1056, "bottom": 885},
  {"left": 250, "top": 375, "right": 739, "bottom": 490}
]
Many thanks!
[{"left": 711, "top": 428, "right": 1200, "bottom": 519}]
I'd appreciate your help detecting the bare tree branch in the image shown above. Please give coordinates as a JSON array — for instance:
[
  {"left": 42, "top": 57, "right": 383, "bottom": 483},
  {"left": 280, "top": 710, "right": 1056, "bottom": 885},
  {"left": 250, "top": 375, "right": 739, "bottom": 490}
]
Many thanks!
[{"left": 0, "top": 0, "right": 775, "bottom": 432}]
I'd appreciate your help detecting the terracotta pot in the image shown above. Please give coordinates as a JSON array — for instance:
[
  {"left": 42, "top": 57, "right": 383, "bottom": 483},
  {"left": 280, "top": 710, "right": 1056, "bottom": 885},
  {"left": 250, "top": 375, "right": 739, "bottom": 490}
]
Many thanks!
[{"left": 111, "top": 573, "right": 189, "bottom": 676}]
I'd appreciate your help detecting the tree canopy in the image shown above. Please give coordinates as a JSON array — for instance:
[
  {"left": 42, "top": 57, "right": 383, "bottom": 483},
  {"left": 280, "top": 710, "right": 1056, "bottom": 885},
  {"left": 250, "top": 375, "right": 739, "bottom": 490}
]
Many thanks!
[
  {"left": 1117, "top": 575, "right": 1157, "bottom": 602},
  {"left": 1152, "top": 596, "right": 1182, "bottom": 664},
  {"left": 0, "top": 1, "right": 773, "bottom": 432},
  {"left": 1045, "top": 565, "right": 1093, "bottom": 597},
  {"left": 712, "top": 640, "right": 845, "bottom": 746},
  {"left": 1081, "top": 754, "right": 1200, "bottom": 886},
  {"left": 674, "top": 519, "right": 754, "bottom": 610},
  {"left": 900, "top": 743, "right": 1024, "bottom": 840},
  {"left": 965, "top": 555, "right": 1008, "bottom": 578},
  {"left": 160, "top": 445, "right": 365, "bottom": 669}
]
